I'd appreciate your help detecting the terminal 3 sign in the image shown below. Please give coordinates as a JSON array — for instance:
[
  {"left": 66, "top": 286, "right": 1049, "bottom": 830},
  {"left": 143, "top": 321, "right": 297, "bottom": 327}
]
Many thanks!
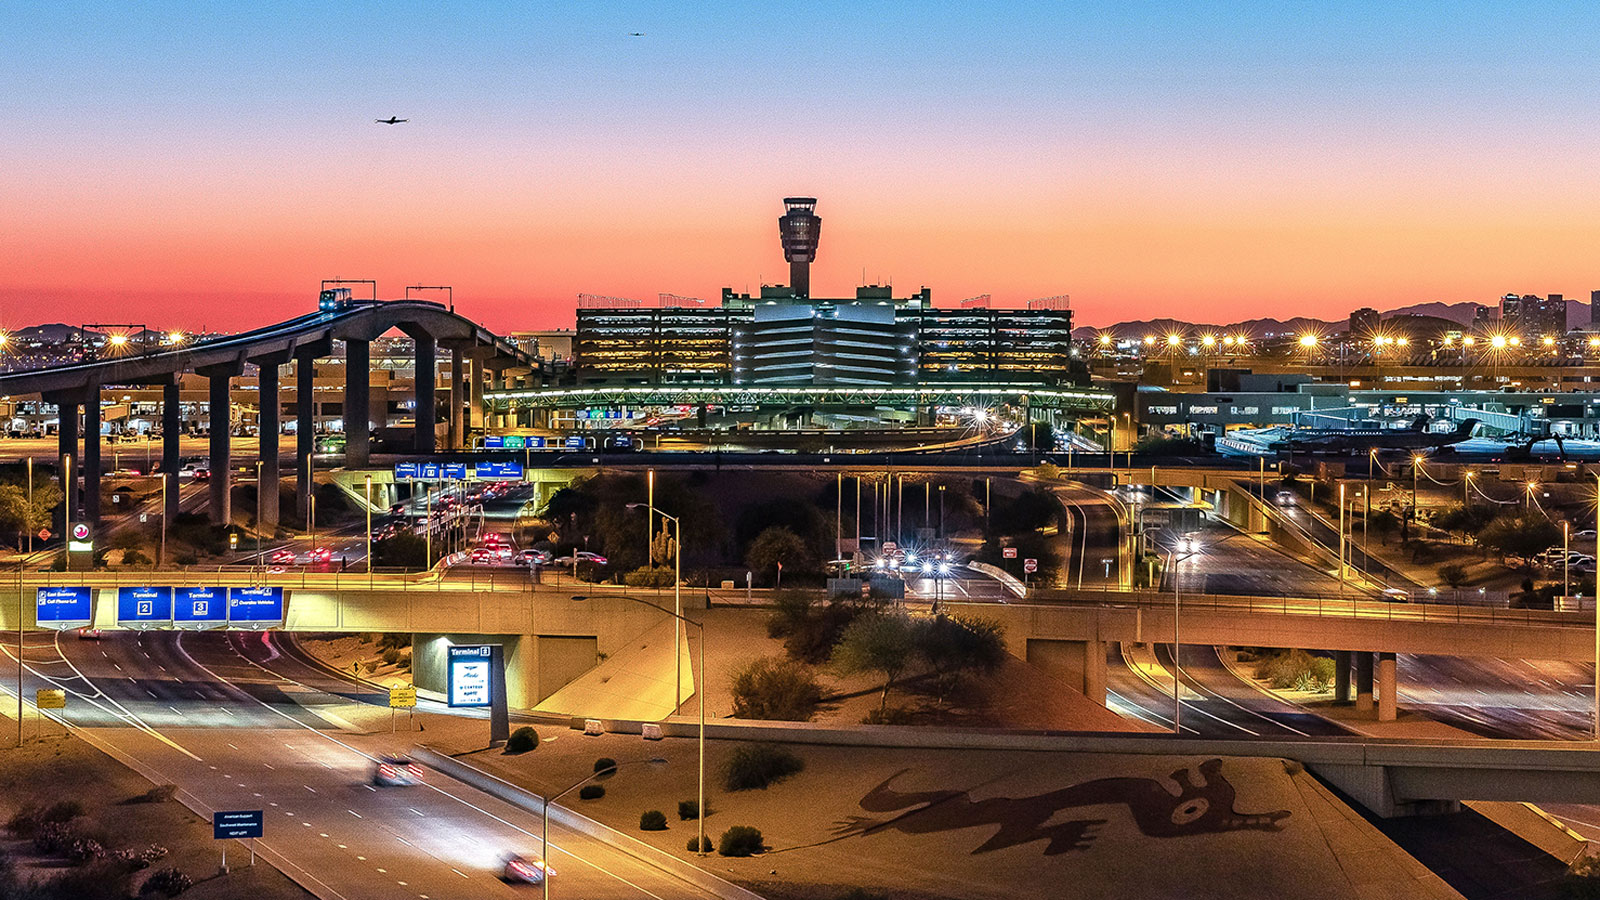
[{"left": 35, "top": 587, "right": 287, "bottom": 631}]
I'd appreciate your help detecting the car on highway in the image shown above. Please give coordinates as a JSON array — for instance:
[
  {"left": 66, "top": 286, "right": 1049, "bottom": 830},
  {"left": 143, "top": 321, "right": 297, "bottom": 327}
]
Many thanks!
[
  {"left": 470, "top": 547, "right": 496, "bottom": 565},
  {"left": 553, "top": 551, "right": 608, "bottom": 566},
  {"left": 371, "top": 754, "right": 425, "bottom": 787},
  {"left": 308, "top": 546, "right": 332, "bottom": 564},
  {"left": 518, "top": 549, "right": 553, "bottom": 566},
  {"left": 267, "top": 548, "right": 296, "bottom": 565},
  {"left": 1380, "top": 587, "right": 1411, "bottom": 603},
  {"left": 76, "top": 626, "right": 103, "bottom": 640},
  {"left": 502, "top": 854, "right": 554, "bottom": 885},
  {"left": 1274, "top": 490, "right": 1296, "bottom": 506},
  {"left": 192, "top": 468, "right": 210, "bottom": 482}
]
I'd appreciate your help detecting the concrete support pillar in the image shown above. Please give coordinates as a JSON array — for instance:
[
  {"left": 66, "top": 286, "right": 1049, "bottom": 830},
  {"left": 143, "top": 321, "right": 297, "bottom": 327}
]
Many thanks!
[
  {"left": 1334, "top": 650, "right": 1352, "bottom": 704},
  {"left": 413, "top": 334, "right": 436, "bottom": 453},
  {"left": 1355, "top": 652, "right": 1374, "bottom": 713},
  {"left": 82, "top": 394, "right": 101, "bottom": 527},
  {"left": 1377, "top": 652, "right": 1397, "bottom": 722},
  {"left": 468, "top": 357, "right": 485, "bottom": 433},
  {"left": 208, "top": 373, "right": 232, "bottom": 526},
  {"left": 257, "top": 362, "right": 280, "bottom": 533},
  {"left": 1083, "top": 639, "right": 1107, "bottom": 706},
  {"left": 344, "top": 339, "right": 370, "bottom": 468},
  {"left": 162, "top": 384, "right": 180, "bottom": 526},
  {"left": 296, "top": 354, "right": 315, "bottom": 521},
  {"left": 449, "top": 348, "right": 464, "bottom": 450},
  {"left": 57, "top": 401, "right": 79, "bottom": 526}
]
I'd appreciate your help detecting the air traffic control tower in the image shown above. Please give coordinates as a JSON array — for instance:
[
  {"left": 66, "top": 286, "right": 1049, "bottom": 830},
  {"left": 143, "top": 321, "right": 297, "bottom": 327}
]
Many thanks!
[{"left": 779, "top": 197, "right": 821, "bottom": 299}]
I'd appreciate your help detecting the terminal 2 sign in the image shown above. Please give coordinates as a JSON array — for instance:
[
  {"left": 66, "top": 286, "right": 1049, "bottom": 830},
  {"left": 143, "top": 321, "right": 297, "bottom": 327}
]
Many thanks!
[{"left": 35, "top": 587, "right": 288, "bottom": 631}]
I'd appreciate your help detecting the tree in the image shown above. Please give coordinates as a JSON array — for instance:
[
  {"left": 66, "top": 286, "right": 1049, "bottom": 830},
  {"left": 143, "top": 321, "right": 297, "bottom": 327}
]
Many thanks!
[
  {"left": 729, "top": 656, "right": 824, "bottom": 721},
  {"left": 1367, "top": 509, "right": 1399, "bottom": 546},
  {"left": 0, "top": 481, "right": 60, "bottom": 543},
  {"left": 372, "top": 531, "right": 428, "bottom": 569},
  {"left": 832, "top": 612, "right": 919, "bottom": 711},
  {"left": 1437, "top": 562, "right": 1468, "bottom": 588},
  {"left": 746, "top": 526, "right": 813, "bottom": 587},
  {"left": 916, "top": 614, "right": 1007, "bottom": 703},
  {"left": 1477, "top": 515, "right": 1562, "bottom": 564}
]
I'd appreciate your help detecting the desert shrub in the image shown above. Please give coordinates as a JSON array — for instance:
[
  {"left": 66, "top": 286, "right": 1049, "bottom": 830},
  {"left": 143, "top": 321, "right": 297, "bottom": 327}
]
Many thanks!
[
  {"left": 140, "top": 866, "right": 193, "bottom": 897},
  {"left": 678, "top": 799, "right": 704, "bottom": 820},
  {"left": 624, "top": 566, "right": 675, "bottom": 588},
  {"left": 863, "top": 705, "right": 916, "bottom": 725},
  {"left": 34, "top": 820, "right": 78, "bottom": 853},
  {"left": 172, "top": 552, "right": 198, "bottom": 567},
  {"left": 131, "top": 785, "right": 176, "bottom": 804},
  {"left": 686, "top": 835, "right": 712, "bottom": 852},
  {"left": 505, "top": 726, "right": 539, "bottom": 754},
  {"left": 1437, "top": 563, "right": 1469, "bottom": 588},
  {"left": 730, "top": 656, "right": 823, "bottom": 721},
  {"left": 594, "top": 757, "right": 618, "bottom": 774},
  {"left": 67, "top": 836, "right": 107, "bottom": 864},
  {"left": 121, "top": 549, "right": 152, "bottom": 567},
  {"left": 717, "top": 825, "right": 765, "bottom": 857},
  {"left": 1254, "top": 649, "right": 1334, "bottom": 690},
  {"left": 639, "top": 810, "right": 668, "bottom": 831},
  {"left": 40, "top": 861, "right": 133, "bottom": 900},
  {"left": 5, "top": 804, "right": 41, "bottom": 837},
  {"left": 42, "top": 800, "right": 84, "bottom": 823},
  {"left": 578, "top": 784, "right": 605, "bottom": 800},
  {"left": 381, "top": 648, "right": 400, "bottom": 665},
  {"left": 722, "top": 744, "right": 804, "bottom": 792}
]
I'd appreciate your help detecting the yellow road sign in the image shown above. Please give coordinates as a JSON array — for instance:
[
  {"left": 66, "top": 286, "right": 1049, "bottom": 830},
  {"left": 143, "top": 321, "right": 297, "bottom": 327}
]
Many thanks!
[
  {"left": 36, "top": 689, "right": 65, "bottom": 710},
  {"left": 388, "top": 685, "right": 417, "bottom": 709}
]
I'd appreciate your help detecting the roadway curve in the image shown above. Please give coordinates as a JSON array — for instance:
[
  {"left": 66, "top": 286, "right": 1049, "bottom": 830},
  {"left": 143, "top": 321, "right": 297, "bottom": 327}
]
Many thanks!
[{"left": 1, "top": 630, "right": 722, "bottom": 900}]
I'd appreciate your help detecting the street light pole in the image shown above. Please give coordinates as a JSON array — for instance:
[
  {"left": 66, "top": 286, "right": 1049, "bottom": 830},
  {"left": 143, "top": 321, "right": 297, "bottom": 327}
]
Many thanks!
[
  {"left": 365, "top": 474, "right": 373, "bottom": 585},
  {"left": 572, "top": 593, "right": 705, "bottom": 858},
  {"left": 537, "top": 756, "right": 667, "bottom": 900},
  {"left": 629, "top": 504, "right": 683, "bottom": 711}
]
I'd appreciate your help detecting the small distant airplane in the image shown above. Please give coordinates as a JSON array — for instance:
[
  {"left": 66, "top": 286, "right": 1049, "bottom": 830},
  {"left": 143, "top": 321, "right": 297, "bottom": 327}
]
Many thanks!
[
  {"left": 629, "top": 32, "right": 644, "bottom": 36},
  {"left": 375, "top": 116, "right": 408, "bottom": 125}
]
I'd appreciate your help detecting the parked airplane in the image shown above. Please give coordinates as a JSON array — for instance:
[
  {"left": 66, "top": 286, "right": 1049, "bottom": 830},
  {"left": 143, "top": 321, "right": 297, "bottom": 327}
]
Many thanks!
[{"left": 1268, "top": 415, "right": 1479, "bottom": 454}]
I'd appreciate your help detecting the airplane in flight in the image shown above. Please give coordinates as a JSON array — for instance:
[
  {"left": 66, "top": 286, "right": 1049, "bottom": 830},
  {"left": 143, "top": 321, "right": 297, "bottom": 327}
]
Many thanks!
[
  {"left": 629, "top": 32, "right": 644, "bottom": 36},
  {"left": 375, "top": 116, "right": 408, "bottom": 125},
  {"left": 1268, "top": 415, "right": 1480, "bottom": 455}
]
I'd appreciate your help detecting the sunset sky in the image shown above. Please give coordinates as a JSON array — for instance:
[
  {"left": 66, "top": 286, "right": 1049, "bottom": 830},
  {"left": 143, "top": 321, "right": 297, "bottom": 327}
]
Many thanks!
[{"left": 6, "top": 2, "right": 1600, "bottom": 332}]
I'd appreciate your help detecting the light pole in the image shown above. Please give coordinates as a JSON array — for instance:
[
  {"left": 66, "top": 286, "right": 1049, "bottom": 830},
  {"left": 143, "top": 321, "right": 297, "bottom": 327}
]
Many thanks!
[
  {"left": 1464, "top": 470, "right": 1474, "bottom": 509},
  {"left": 627, "top": 503, "right": 681, "bottom": 711},
  {"left": 1411, "top": 454, "right": 1423, "bottom": 524},
  {"left": 1564, "top": 521, "right": 1570, "bottom": 600},
  {"left": 365, "top": 474, "right": 373, "bottom": 585},
  {"left": 573, "top": 594, "right": 704, "bottom": 858},
  {"left": 1161, "top": 540, "right": 1198, "bottom": 734},
  {"left": 255, "top": 460, "right": 264, "bottom": 569},
  {"left": 532, "top": 756, "right": 668, "bottom": 899},
  {"left": 1593, "top": 472, "right": 1600, "bottom": 741}
]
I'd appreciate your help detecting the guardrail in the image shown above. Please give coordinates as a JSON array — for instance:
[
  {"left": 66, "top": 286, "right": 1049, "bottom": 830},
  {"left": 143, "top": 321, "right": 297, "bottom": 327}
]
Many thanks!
[{"left": 986, "top": 591, "right": 1596, "bottom": 626}]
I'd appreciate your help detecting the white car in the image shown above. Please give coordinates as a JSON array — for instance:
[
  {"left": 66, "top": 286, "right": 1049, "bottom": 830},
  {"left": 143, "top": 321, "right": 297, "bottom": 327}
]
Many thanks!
[{"left": 553, "top": 551, "right": 608, "bottom": 566}]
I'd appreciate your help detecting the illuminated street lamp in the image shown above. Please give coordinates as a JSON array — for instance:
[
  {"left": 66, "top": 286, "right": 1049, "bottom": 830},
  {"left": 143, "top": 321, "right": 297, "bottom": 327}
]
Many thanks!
[
  {"left": 1298, "top": 334, "right": 1318, "bottom": 348},
  {"left": 1491, "top": 334, "right": 1508, "bottom": 349},
  {"left": 572, "top": 593, "right": 704, "bottom": 858}
]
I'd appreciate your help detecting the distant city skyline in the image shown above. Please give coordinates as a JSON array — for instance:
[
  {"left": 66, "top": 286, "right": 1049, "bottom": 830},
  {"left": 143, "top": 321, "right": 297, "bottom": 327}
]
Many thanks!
[{"left": 8, "top": 2, "right": 1600, "bottom": 332}]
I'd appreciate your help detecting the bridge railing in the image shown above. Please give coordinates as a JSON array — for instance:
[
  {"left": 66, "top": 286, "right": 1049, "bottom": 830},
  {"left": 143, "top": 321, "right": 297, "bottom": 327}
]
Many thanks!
[
  {"left": 0, "top": 564, "right": 538, "bottom": 594},
  {"left": 1015, "top": 588, "right": 1595, "bottom": 626}
]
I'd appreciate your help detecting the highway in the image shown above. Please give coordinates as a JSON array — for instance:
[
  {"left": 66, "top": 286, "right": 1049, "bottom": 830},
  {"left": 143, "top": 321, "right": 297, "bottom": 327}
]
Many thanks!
[{"left": 0, "top": 629, "right": 725, "bottom": 900}]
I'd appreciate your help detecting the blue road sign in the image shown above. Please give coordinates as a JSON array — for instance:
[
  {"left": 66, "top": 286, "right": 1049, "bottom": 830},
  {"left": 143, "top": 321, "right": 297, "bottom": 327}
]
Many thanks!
[
  {"left": 35, "top": 587, "right": 93, "bottom": 630},
  {"left": 448, "top": 644, "right": 493, "bottom": 707},
  {"left": 173, "top": 587, "right": 226, "bottom": 629},
  {"left": 394, "top": 462, "right": 420, "bottom": 480},
  {"left": 474, "top": 460, "right": 523, "bottom": 480},
  {"left": 228, "top": 587, "right": 285, "bottom": 628},
  {"left": 116, "top": 587, "right": 173, "bottom": 628},
  {"left": 213, "top": 810, "right": 263, "bottom": 840},
  {"left": 564, "top": 436, "right": 584, "bottom": 449}
]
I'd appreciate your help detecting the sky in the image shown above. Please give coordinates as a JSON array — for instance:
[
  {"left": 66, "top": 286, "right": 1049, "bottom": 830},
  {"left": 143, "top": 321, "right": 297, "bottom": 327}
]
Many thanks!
[{"left": 6, "top": 2, "right": 1600, "bottom": 332}]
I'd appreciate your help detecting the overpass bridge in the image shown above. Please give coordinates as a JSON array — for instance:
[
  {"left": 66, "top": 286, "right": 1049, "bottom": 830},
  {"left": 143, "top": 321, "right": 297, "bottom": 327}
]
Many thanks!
[{"left": 0, "top": 299, "right": 531, "bottom": 532}]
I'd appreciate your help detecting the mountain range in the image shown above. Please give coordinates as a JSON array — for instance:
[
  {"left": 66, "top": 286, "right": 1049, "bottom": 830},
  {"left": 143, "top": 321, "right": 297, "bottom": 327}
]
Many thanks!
[{"left": 1073, "top": 300, "right": 1598, "bottom": 338}]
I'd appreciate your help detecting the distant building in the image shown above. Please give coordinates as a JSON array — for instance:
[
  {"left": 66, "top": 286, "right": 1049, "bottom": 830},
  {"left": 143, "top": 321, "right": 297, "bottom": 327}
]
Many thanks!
[
  {"left": 1348, "top": 307, "right": 1380, "bottom": 337},
  {"left": 572, "top": 196, "right": 1079, "bottom": 386},
  {"left": 1591, "top": 290, "right": 1600, "bottom": 330},
  {"left": 1500, "top": 292, "right": 1566, "bottom": 337}
]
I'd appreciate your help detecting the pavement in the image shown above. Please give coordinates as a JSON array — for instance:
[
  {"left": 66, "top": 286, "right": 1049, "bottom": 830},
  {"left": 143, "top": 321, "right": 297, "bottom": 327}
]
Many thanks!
[{"left": 0, "top": 628, "right": 731, "bottom": 900}]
